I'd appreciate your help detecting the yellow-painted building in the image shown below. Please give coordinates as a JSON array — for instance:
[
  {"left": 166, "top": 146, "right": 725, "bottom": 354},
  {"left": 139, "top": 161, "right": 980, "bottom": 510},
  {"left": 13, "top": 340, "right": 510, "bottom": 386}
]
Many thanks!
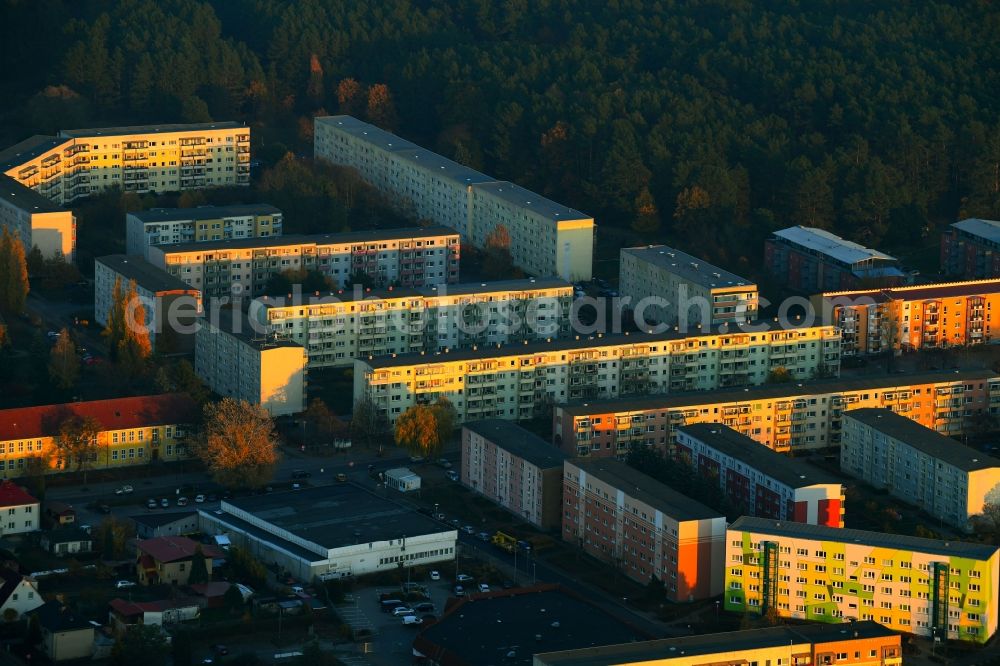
[
  {"left": 126, "top": 204, "right": 282, "bottom": 259},
  {"left": 726, "top": 516, "right": 1000, "bottom": 643},
  {"left": 257, "top": 278, "right": 573, "bottom": 368},
  {"left": 355, "top": 324, "right": 841, "bottom": 424},
  {"left": 0, "top": 394, "right": 197, "bottom": 475},
  {"left": 814, "top": 279, "right": 1000, "bottom": 355}
]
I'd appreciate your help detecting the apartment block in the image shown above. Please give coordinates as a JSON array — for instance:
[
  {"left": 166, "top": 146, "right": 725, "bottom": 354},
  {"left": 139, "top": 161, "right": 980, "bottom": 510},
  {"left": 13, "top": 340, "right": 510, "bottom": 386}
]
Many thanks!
[
  {"left": 0, "top": 177, "right": 75, "bottom": 260},
  {"left": 0, "top": 395, "right": 197, "bottom": 474},
  {"left": 725, "top": 516, "right": 1000, "bottom": 643},
  {"left": 256, "top": 278, "right": 572, "bottom": 368},
  {"left": 815, "top": 279, "right": 1000, "bottom": 356},
  {"left": 555, "top": 370, "right": 1000, "bottom": 459},
  {"left": 94, "top": 255, "right": 202, "bottom": 352},
  {"left": 676, "top": 423, "right": 844, "bottom": 527},
  {"left": 941, "top": 219, "right": 1000, "bottom": 279},
  {"left": 314, "top": 115, "right": 594, "bottom": 281},
  {"left": 126, "top": 204, "right": 282, "bottom": 259},
  {"left": 619, "top": 245, "right": 758, "bottom": 328},
  {"left": 841, "top": 409, "right": 1000, "bottom": 532},
  {"left": 534, "top": 622, "right": 902, "bottom": 666},
  {"left": 765, "top": 226, "right": 905, "bottom": 293},
  {"left": 195, "top": 309, "right": 307, "bottom": 417},
  {"left": 461, "top": 420, "right": 568, "bottom": 529},
  {"left": 148, "top": 226, "right": 460, "bottom": 299},
  {"left": 562, "top": 458, "right": 725, "bottom": 600},
  {"left": 354, "top": 325, "right": 842, "bottom": 424}
]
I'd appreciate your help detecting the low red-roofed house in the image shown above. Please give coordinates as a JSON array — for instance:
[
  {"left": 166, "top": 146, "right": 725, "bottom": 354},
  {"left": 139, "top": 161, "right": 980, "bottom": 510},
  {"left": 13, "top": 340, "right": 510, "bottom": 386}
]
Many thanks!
[
  {"left": 135, "top": 536, "right": 222, "bottom": 586},
  {"left": 0, "top": 394, "right": 197, "bottom": 475},
  {"left": 108, "top": 597, "right": 200, "bottom": 636},
  {"left": 0, "top": 481, "right": 39, "bottom": 535},
  {"left": 187, "top": 581, "right": 232, "bottom": 609}
]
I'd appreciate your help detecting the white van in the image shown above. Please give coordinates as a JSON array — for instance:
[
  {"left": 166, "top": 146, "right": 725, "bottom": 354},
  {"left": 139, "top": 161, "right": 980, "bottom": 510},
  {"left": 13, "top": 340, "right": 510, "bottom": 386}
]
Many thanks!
[{"left": 402, "top": 615, "right": 423, "bottom": 626}]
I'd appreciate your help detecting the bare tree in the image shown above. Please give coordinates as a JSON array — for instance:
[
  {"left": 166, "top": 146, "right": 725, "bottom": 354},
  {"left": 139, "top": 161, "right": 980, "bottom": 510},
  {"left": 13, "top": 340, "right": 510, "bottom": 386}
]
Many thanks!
[
  {"left": 48, "top": 328, "right": 79, "bottom": 389},
  {"left": 351, "top": 394, "right": 388, "bottom": 454}
]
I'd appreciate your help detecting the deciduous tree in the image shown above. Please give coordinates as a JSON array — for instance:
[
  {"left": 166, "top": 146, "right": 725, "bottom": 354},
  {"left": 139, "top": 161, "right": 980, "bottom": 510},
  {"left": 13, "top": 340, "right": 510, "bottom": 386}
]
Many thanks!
[
  {"left": 366, "top": 83, "right": 397, "bottom": 130},
  {"left": 0, "top": 227, "right": 29, "bottom": 314},
  {"left": 111, "top": 624, "right": 168, "bottom": 666},
  {"left": 48, "top": 328, "right": 80, "bottom": 390},
  {"left": 351, "top": 394, "right": 388, "bottom": 453},
  {"left": 195, "top": 399, "right": 279, "bottom": 489},
  {"left": 55, "top": 415, "right": 100, "bottom": 481}
]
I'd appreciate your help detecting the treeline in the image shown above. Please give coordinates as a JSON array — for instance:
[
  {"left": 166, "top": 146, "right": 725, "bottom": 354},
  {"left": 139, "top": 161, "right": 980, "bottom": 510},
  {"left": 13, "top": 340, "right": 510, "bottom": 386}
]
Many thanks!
[{"left": 4, "top": 0, "right": 1000, "bottom": 276}]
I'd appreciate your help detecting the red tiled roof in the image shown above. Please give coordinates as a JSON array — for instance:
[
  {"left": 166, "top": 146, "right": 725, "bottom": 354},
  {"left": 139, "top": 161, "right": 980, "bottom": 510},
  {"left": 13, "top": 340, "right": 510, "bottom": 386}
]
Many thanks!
[
  {"left": 0, "top": 394, "right": 197, "bottom": 441},
  {"left": 188, "top": 582, "right": 231, "bottom": 598},
  {"left": 0, "top": 481, "right": 37, "bottom": 508},
  {"left": 136, "top": 536, "right": 222, "bottom": 563},
  {"left": 109, "top": 598, "right": 191, "bottom": 617}
]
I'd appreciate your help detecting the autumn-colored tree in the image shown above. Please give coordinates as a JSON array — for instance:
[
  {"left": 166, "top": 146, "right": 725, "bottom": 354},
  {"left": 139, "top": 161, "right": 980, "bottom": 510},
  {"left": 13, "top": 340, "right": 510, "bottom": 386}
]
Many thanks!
[
  {"left": 96, "top": 516, "right": 133, "bottom": 559},
  {"left": 336, "top": 77, "right": 362, "bottom": 116},
  {"left": 48, "top": 328, "right": 80, "bottom": 389},
  {"left": 366, "top": 83, "right": 398, "bottom": 130},
  {"left": 767, "top": 367, "right": 793, "bottom": 383},
  {"left": 306, "top": 54, "right": 324, "bottom": 105},
  {"left": 103, "top": 276, "right": 125, "bottom": 357},
  {"left": 0, "top": 226, "right": 29, "bottom": 314},
  {"left": 195, "top": 398, "right": 279, "bottom": 489},
  {"left": 480, "top": 224, "right": 521, "bottom": 280},
  {"left": 55, "top": 415, "right": 101, "bottom": 481},
  {"left": 305, "top": 398, "right": 345, "bottom": 441},
  {"left": 631, "top": 187, "right": 661, "bottom": 234},
  {"left": 105, "top": 278, "right": 151, "bottom": 376},
  {"left": 395, "top": 398, "right": 455, "bottom": 457}
]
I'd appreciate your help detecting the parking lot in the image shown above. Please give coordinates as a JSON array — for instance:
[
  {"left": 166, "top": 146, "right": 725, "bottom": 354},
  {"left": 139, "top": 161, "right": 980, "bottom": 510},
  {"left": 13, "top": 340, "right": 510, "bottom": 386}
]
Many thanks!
[{"left": 358, "top": 576, "right": 460, "bottom": 665}]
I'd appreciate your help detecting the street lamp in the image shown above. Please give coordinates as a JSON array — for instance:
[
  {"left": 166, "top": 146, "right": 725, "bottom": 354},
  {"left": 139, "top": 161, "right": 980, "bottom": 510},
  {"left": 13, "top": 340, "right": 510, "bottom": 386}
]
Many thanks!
[
  {"left": 931, "top": 627, "right": 937, "bottom": 657},
  {"left": 532, "top": 562, "right": 537, "bottom": 585}
]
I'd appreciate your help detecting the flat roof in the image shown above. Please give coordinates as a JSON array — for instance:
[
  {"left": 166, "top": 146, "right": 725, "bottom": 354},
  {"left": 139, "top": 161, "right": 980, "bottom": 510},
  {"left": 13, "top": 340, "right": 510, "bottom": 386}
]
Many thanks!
[
  {"left": 96, "top": 255, "right": 200, "bottom": 294},
  {"left": 59, "top": 121, "right": 244, "bottom": 138},
  {"left": 559, "top": 369, "right": 997, "bottom": 416},
  {"left": 316, "top": 115, "right": 422, "bottom": 152},
  {"left": 420, "top": 277, "right": 571, "bottom": 297},
  {"left": 677, "top": 423, "right": 841, "bottom": 487},
  {"left": 843, "top": 408, "right": 1000, "bottom": 472},
  {"left": 207, "top": 308, "right": 303, "bottom": 351},
  {"left": 952, "top": 218, "right": 1000, "bottom": 244},
  {"left": 0, "top": 175, "right": 63, "bottom": 213},
  {"left": 826, "top": 279, "right": 1000, "bottom": 302},
  {"left": 128, "top": 204, "right": 282, "bottom": 223},
  {"left": 130, "top": 511, "right": 198, "bottom": 529},
  {"left": 570, "top": 459, "right": 721, "bottom": 521},
  {"left": 464, "top": 420, "right": 567, "bottom": 470},
  {"left": 535, "top": 621, "right": 898, "bottom": 666},
  {"left": 472, "top": 180, "right": 592, "bottom": 223},
  {"left": 361, "top": 322, "right": 833, "bottom": 369},
  {"left": 622, "top": 245, "right": 754, "bottom": 290},
  {"left": 730, "top": 516, "right": 999, "bottom": 559},
  {"left": 219, "top": 483, "right": 453, "bottom": 551},
  {"left": 0, "top": 135, "right": 66, "bottom": 171},
  {"left": 413, "top": 584, "right": 647, "bottom": 666},
  {"left": 154, "top": 225, "right": 459, "bottom": 254},
  {"left": 772, "top": 226, "right": 897, "bottom": 266}
]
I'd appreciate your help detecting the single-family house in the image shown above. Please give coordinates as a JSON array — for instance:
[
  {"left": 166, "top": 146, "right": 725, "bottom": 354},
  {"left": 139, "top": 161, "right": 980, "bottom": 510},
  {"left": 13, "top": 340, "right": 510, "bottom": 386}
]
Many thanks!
[{"left": 30, "top": 601, "right": 94, "bottom": 662}]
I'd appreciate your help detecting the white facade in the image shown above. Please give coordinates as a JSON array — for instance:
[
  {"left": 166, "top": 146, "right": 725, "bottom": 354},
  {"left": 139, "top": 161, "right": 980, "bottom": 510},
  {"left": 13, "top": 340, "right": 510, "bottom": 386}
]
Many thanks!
[
  {"left": 841, "top": 409, "right": 1000, "bottom": 531},
  {"left": 314, "top": 115, "right": 594, "bottom": 281},
  {"left": 256, "top": 278, "right": 572, "bottom": 368},
  {"left": 385, "top": 468, "right": 421, "bottom": 492},
  {"left": 619, "top": 246, "right": 758, "bottom": 328},
  {"left": 0, "top": 578, "right": 43, "bottom": 619},
  {"left": 195, "top": 312, "right": 307, "bottom": 417},
  {"left": 125, "top": 204, "right": 283, "bottom": 259},
  {"left": 0, "top": 501, "right": 39, "bottom": 536}
]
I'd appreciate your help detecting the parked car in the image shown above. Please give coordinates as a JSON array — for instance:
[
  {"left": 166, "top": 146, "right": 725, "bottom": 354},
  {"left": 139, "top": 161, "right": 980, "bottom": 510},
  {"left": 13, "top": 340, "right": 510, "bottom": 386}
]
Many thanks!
[
  {"left": 391, "top": 607, "right": 416, "bottom": 617},
  {"left": 445, "top": 470, "right": 459, "bottom": 481},
  {"left": 146, "top": 499, "right": 157, "bottom": 509},
  {"left": 477, "top": 531, "right": 490, "bottom": 542},
  {"left": 291, "top": 470, "right": 311, "bottom": 480},
  {"left": 402, "top": 615, "right": 422, "bottom": 626},
  {"left": 461, "top": 525, "right": 474, "bottom": 535},
  {"left": 114, "top": 485, "right": 133, "bottom": 495},
  {"left": 414, "top": 602, "right": 435, "bottom": 613},
  {"left": 449, "top": 518, "right": 460, "bottom": 527},
  {"left": 194, "top": 494, "right": 205, "bottom": 503},
  {"left": 456, "top": 574, "right": 474, "bottom": 583},
  {"left": 115, "top": 580, "right": 136, "bottom": 589},
  {"left": 335, "top": 473, "right": 347, "bottom": 482},
  {"left": 160, "top": 498, "right": 170, "bottom": 508},
  {"left": 409, "top": 455, "right": 425, "bottom": 464},
  {"left": 437, "top": 458, "right": 452, "bottom": 469},
  {"left": 429, "top": 571, "right": 440, "bottom": 581},
  {"left": 453, "top": 585, "right": 465, "bottom": 597},
  {"left": 380, "top": 599, "right": 403, "bottom": 613},
  {"left": 478, "top": 583, "right": 490, "bottom": 593},
  {"left": 177, "top": 497, "right": 189, "bottom": 507}
]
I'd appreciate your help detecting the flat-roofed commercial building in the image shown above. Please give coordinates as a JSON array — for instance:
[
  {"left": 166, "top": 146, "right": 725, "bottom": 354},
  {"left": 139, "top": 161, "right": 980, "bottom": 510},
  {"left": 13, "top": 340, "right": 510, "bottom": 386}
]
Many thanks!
[
  {"left": 815, "top": 279, "right": 1000, "bottom": 356},
  {"left": 314, "top": 115, "right": 594, "bottom": 281},
  {"left": 676, "top": 423, "right": 844, "bottom": 527},
  {"left": 555, "top": 370, "right": 1000, "bottom": 459},
  {"left": 942, "top": 218, "right": 1000, "bottom": 279},
  {"left": 195, "top": 309, "right": 307, "bottom": 417},
  {"left": 462, "top": 420, "right": 568, "bottom": 529},
  {"left": 256, "top": 278, "right": 572, "bottom": 368},
  {"left": 534, "top": 621, "right": 902, "bottom": 666},
  {"left": 0, "top": 394, "right": 196, "bottom": 474},
  {"left": 198, "top": 483, "right": 457, "bottom": 582},
  {"left": 94, "top": 255, "right": 202, "bottom": 352},
  {"left": 620, "top": 245, "right": 758, "bottom": 328},
  {"left": 355, "top": 324, "right": 842, "bottom": 424},
  {"left": 563, "top": 458, "right": 725, "bottom": 600},
  {"left": 726, "top": 516, "right": 1000, "bottom": 643},
  {"left": 0, "top": 175, "right": 75, "bottom": 260},
  {"left": 126, "top": 204, "right": 283, "bottom": 258},
  {"left": 148, "top": 226, "right": 460, "bottom": 299},
  {"left": 765, "top": 226, "right": 905, "bottom": 293},
  {"left": 842, "top": 409, "right": 1000, "bottom": 532}
]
